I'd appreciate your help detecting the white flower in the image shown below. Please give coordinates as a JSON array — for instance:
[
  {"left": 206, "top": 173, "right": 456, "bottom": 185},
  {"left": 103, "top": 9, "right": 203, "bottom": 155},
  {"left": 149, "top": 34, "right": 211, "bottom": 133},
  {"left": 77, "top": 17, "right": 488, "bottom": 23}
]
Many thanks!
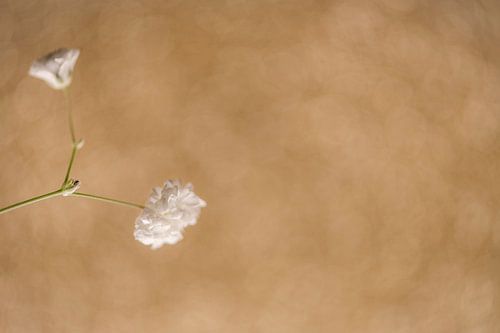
[
  {"left": 134, "top": 180, "right": 207, "bottom": 249},
  {"left": 29, "top": 48, "right": 80, "bottom": 90}
]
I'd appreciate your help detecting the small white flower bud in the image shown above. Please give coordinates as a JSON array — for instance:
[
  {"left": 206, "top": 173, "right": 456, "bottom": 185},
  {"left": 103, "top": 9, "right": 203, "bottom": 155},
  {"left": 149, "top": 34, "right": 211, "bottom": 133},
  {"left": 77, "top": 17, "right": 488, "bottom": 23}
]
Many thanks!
[
  {"left": 29, "top": 48, "right": 80, "bottom": 90},
  {"left": 62, "top": 179, "right": 80, "bottom": 197},
  {"left": 75, "top": 139, "right": 85, "bottom": 150}
]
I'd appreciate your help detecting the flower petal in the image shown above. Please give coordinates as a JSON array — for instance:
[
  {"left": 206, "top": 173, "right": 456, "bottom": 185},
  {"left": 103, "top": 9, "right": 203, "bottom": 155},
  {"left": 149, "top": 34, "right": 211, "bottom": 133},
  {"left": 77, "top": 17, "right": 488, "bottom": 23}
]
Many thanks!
[{"left": 134, "top": 180, "right": 206, "bottom": 249}]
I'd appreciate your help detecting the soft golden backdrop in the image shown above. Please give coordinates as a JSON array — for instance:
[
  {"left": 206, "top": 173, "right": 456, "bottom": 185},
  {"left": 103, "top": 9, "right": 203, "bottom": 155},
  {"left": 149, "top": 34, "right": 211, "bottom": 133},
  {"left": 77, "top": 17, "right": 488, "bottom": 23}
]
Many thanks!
[{"left": 1, "top": 0, "right": 500, "bottom": 332}]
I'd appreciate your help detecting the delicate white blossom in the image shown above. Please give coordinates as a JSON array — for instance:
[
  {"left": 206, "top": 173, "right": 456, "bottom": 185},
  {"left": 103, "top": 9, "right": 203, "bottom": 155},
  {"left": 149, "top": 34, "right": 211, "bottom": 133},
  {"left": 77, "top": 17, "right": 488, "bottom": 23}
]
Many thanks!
[
  {"left": 134, "top": 180, "right": 207, "bottom": 249},
  {"left": 29, "top": 48, "right": 80, "bottom": 90}
]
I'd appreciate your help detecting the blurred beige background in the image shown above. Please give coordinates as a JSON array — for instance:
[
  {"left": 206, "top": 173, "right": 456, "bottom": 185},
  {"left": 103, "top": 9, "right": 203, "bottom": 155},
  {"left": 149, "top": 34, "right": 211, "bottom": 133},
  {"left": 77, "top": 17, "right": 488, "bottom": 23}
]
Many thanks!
[{"left": 1, "top": 0, "right": 500, "bottom": 332}]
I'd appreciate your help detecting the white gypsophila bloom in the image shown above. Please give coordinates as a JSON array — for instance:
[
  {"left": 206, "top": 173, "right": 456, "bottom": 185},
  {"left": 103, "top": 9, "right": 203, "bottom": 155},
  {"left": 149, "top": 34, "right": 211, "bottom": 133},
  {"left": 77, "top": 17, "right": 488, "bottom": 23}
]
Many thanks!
[
  {"left": 134, "top": 180, "right": 207, "bottom": 249},
  {"left": 29, "top": 48, "right": 80, "bottom": 90}
]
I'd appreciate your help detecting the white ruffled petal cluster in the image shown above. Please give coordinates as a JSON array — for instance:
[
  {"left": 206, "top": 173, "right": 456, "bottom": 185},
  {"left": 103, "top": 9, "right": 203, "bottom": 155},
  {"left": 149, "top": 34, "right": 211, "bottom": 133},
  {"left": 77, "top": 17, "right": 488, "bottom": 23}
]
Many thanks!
[
  {"left": 29, "top": 48, "right": 80, "bottom": 90},
  {"left": 134, "top": 180, "right": 207, "bottom": 249}
]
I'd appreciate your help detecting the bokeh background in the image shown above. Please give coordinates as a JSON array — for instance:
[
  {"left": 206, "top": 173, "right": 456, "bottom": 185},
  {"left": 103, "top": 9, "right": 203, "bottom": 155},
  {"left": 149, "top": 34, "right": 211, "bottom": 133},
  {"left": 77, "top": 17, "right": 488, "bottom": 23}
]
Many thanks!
[{"left": 1, "top": 0, "right": 500, "bottom": 332}]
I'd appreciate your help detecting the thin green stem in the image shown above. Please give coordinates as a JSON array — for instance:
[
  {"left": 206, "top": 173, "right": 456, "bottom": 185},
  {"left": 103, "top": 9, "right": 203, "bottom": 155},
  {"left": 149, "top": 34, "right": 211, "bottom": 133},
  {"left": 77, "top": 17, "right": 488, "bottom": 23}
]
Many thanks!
[
  {"left": 61, "top": 88, "right": 81, "bottom": 187},
  {"left": 0, "top": 189, "right": 64, "bottom": 215},
  {"left": 62, "top": 145, "right": 78, "bottom": 187},
  {"left": 72, "top": 192, "right": 145, "bottom": 209},
  {"left": 63, "top": 88, "right": 76, "bottom": 144}
]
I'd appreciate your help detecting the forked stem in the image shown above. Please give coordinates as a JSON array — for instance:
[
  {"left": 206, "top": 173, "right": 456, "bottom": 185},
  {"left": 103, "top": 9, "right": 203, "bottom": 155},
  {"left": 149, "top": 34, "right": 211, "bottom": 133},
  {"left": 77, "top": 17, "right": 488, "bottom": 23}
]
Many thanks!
[
  {"left": 0, "top": 84, "right": 145, "bottom": 215},
  {"left": 0, "top": 190, "right": 144, "bottom": 215}
]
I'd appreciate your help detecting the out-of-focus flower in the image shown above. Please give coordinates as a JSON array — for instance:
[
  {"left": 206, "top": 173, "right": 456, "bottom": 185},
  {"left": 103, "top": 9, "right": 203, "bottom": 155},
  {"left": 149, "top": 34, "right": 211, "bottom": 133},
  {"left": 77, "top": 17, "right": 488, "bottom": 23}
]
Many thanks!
[
  {"left": 134, "top": 180, "right": 207, "bottom": 249},
  {"left": 29, "top": 48, "right": 80, "bottom": 90}
]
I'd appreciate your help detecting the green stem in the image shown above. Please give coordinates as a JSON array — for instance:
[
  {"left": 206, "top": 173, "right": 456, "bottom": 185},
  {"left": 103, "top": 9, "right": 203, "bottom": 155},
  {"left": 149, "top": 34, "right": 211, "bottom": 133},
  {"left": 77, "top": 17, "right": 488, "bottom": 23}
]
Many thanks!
[
  {"left": 71, "top": 192, "right": 145, "bottom": 209},
  {"left": 62, "top": 145, "right": 77, "bottom": 187},
  {"left": 61, "top": 88, "right": 81, "bottom": 187},
  {"left": 63, "top": 88, "right": 76, "bottom": 144},
  {"left": 0, "top": 189, "right": 64, "bottom": 215}
]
